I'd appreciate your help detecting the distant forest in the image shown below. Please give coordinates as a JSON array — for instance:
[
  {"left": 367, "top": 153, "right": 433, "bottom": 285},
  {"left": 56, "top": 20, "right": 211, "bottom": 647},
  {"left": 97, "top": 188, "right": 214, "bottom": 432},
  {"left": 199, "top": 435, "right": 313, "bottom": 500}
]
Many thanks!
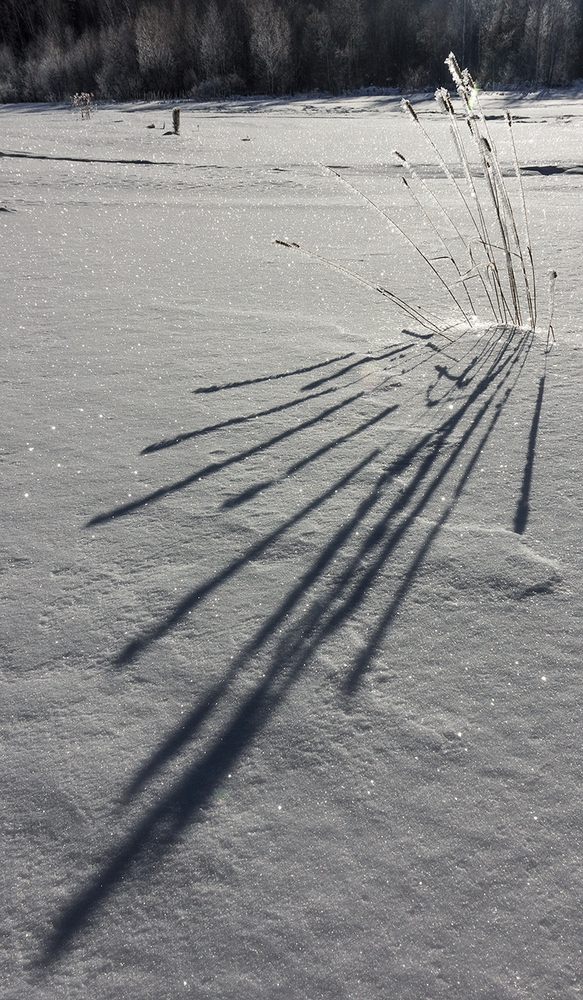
[{"left": 1, "top": 0, "right": 582, "bottom": 102}]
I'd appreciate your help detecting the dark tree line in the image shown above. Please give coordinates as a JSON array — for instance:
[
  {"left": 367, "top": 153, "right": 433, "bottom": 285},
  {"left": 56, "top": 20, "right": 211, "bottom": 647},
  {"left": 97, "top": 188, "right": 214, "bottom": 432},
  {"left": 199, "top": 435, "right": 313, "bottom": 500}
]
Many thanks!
[{"left": 0, "top": 0, "right": 581, "bottom": 102}]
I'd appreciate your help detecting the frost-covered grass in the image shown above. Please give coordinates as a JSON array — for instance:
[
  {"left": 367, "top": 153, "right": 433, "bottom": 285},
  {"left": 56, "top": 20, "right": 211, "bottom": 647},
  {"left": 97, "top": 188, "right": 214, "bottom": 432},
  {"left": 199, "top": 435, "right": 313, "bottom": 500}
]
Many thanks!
[{"left": 280, "top": 55, "right": 554, "bottom": 345}]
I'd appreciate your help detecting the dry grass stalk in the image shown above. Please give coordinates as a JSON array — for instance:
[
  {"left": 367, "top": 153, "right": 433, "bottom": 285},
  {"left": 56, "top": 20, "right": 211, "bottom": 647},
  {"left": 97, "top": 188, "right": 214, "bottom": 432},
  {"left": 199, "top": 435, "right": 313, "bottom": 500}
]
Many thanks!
[{"left": 278, "top": 52, "right": 553, "bottom": 344}]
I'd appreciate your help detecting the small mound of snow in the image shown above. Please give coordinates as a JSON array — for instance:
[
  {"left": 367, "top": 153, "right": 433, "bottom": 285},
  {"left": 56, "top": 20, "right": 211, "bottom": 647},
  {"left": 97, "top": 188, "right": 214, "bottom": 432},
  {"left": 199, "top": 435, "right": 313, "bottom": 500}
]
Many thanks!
[{"left": 418, "top": 523, "right": 563, "bottom": 599}]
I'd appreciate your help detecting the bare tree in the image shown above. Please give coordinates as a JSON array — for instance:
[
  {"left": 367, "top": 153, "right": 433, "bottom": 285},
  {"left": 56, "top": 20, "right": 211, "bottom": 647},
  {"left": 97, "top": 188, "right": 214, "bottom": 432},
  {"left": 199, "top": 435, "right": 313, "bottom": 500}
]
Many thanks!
[
  {"left": 199, "top": 0, "right": 228, "bottom": 78},
  {"left": 1, "top": 0, "right": 583, "bottom": 103},
  {"left": 328, "top": 0, "right": 365, "bottom": 89},
  {"left": 523, "top": 0, "right": 580, "bottom": 85},
  {"left": 302, "top": 5, "right": 333, "bottom": 89},
  {"left": 246, "top": 0, "right": 291, "bottom": 93},
  {"left": 96, "top": 17, "right": 140, "bottom": 98},
  {"left": 134, "top": 1, "right": 177, "bottom": 93}
]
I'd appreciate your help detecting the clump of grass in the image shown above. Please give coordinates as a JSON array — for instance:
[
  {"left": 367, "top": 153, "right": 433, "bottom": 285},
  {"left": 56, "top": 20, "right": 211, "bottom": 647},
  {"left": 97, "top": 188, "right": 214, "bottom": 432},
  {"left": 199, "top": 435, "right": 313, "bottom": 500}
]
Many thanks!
[
  {"left": 70, "top": 92, "right": 95, "bottom": 119},
  {"left": 404, "top": 53, "right": 537, "bottom": 332},
  {"left": 172, "top": 107, "right": 180, "bottom": 135},
  {"left": 278, "top": 52, "right": 555, "bottom": 347}
]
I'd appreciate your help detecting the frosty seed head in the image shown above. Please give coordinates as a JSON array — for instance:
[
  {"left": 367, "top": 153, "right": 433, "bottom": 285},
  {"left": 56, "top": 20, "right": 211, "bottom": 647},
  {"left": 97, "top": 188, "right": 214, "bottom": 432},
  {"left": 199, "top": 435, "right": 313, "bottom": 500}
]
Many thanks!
[
  {"left": 400, "top": 99, "right": 419, "bottom": 123},
  {"left": 445, "top": 52, "right": 463, "bottom": 91},
  {"left": 435, "top": 88, "right": 454, "bottom": 116}
]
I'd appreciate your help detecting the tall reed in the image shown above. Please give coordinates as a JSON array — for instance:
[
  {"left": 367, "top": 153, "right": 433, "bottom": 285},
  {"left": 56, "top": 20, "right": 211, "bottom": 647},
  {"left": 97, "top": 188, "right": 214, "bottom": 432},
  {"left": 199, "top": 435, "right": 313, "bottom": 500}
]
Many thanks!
[{"left": 278, "top": 53, "right": 554, "bottom": 345}]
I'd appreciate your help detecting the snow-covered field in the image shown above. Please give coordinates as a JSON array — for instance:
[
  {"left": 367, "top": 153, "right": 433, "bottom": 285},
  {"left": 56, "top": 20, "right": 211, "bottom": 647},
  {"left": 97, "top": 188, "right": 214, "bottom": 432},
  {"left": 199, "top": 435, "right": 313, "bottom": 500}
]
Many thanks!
[{"left": 2, "top": 91, "right": 583, "bottom": 999}]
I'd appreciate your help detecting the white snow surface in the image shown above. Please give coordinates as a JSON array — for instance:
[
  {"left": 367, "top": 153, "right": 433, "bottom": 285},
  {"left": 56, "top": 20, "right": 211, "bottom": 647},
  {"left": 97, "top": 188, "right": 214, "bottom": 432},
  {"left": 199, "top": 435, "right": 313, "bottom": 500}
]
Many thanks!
[{"left": 2, "top": 92, "right": 583, "bottom": 998}]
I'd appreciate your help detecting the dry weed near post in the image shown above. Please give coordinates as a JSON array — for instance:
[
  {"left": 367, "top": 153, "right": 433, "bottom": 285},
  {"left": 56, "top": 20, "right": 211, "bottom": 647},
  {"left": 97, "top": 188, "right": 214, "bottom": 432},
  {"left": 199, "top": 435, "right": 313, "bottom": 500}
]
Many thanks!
[
  {"left": 70, "top": 92, "right": 95, "bottom": 119},
  {"left": 278, "top": 52, "right": 556, "bottom": 348}
]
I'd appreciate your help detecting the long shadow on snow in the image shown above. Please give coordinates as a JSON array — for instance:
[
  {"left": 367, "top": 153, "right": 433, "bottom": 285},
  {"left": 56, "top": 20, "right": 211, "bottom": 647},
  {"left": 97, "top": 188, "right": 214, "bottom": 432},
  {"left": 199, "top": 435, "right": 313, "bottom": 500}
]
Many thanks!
[
  {"left": 513, "top": 370, "right": 546, "bottom": 535},
  {"left": 221, "top": 401, "right": 399, "bottom": 510},
  {"left": 192, "top": 351, "right": 356, "bottom": 394},
  {"left": 300, "top": 345, "right": 412, "bottom": 391},
  {"left": 142, "top": 385, "right": 340, "bottom": 454},
  {"left": 522, "top": 164, "right": 583, "bottom": 175},
  {"left": 43, "top": 327, "right": 535, "bottom": 962},
  {"left": 0, "top": 149, "right": 164, "bottom": 166},
  {"left": 87, "top": 390, "right": 363, "bottom": 527},
  {"left": 141, "top": 353, "right": 375, "bottom": 453}
]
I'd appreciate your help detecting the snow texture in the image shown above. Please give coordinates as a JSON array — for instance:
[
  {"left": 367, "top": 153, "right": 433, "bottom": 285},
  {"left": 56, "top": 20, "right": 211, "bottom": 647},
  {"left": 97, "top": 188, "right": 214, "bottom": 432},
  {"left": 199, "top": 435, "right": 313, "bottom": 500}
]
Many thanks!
[{"left": 1, "top": 92, "right": 583, "bottom": 999}]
